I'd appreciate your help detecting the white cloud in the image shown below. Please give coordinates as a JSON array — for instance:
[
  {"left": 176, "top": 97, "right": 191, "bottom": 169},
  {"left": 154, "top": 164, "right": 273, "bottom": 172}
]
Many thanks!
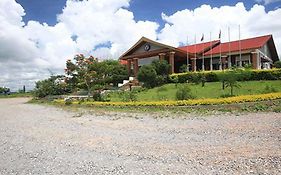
[
  {"left": 158, "top": 3, "right": 281, "bottom": 58},
  {"left": 0, "top": 0, "right": 281, "bottom": 91},
  {"left": 0, "top": 0, "right": 158, "bottom": 91}
]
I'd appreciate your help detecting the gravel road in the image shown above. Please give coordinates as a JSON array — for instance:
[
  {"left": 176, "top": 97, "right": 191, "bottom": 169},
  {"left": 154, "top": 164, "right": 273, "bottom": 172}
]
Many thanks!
[{"left": 0, "top": 98, "right": 280, "bottom": 174}]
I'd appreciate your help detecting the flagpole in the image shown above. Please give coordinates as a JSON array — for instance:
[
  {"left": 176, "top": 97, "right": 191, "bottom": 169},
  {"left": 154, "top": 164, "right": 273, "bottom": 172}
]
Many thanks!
[
  {"left": 202, "top": 34, "right": 205, "bottom": 71},
  {"left": 186, "top": 35, "right": 189, "bottom": 72},
  {"left": 219, "top": 30, "right": 222, "bottom": 70},
  {"left": 194, "top": 34, "right": 197, "bottom": 72},
  {"left": 228, "top": 27, "right": 231, "bottom": 69},
  {"left": 239, "top": 25, "right": 242, "bottom": 67},
  {"left": 210, "top": 32, "right": 213, "bottom": 71}
]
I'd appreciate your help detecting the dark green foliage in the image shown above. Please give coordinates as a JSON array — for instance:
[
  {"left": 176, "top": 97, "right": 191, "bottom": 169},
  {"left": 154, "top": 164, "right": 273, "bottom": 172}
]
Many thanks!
[
  {"left": 175, "top": 84, "right": 194, "bottom": 100},
  {"left": 137, "top": 60, "right": 170, "bottom": 88},
  {"left": 179, "top": 64, "right": 188, "bottom": 73},
  {"left": 34, "top": 75, "right": 70, "bottom": 98},
  {"left": 169, "top": 69, "right": 281, "bottom": 83},
  {"left": 137, "top": 65, "right": 157, "bottom": 88},
  {"left": 274, "top": 61, "right": 281, "bottom": 68},
  {"left": 151, "top": 60, "right": 170, "bottom": 76},
  {"left": 92, "top": 91, "right": 102, "bottom": 101},
  {"left": 0, "top": 87, "right": 10, "bottom": 94}
]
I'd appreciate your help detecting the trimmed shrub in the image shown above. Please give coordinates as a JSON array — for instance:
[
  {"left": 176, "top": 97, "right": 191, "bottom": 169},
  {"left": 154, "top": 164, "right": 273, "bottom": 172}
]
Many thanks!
[{"left": 169, "top": 69, "right": 281, "bottom": 83}]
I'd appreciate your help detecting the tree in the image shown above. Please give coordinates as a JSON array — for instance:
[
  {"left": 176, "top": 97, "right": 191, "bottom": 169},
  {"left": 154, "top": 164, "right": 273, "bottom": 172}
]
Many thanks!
[
  {"left": 34, "top": 75, "right": 69, "bottom": 98},
  {"left": 137, "top": 65, "right": 157, "bottom": 88},
  {"left": 0, "top": 87, "right": 10, "bottom": 94},
  {"left": 219, "top": 70, "right": 241, "bottom": 96},
  {"left": 65, "top": 54, "right": 98, "bottom": 96},
  {"left": 274, "top": 61, "right": 281, "bottom": 68},
  {"left": 151, "top": 60, "right": 170, "bottom": 76},
  {"left": 65, "top": 56, "right": 128, "bottom": 94},
  {"left": 96, "top": 60, "right": 128, "bottom": 86}
]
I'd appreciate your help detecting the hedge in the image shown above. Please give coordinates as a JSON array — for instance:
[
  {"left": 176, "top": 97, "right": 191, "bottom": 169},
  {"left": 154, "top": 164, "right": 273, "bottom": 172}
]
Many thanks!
[
  {"left": 169, "top": 69, "right": 281, "bottom": 83},
  {"left": 54, "top": 92, "right": 281, "bottom": 107}
]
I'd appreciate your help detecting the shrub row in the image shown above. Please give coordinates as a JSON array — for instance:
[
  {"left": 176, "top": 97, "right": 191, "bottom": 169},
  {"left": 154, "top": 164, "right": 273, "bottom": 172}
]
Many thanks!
[
  {"left": 54, "top": 92, "right": 281, "bottom": 107},
  {"left": 169, "top": 69, "right": 281, "bottom": 83}
]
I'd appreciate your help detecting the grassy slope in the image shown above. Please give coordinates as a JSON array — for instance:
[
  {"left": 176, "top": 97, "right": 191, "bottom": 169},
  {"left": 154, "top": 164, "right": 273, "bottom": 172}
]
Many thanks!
[{"left": 109, "top": 80, "right": 281, "bottom": 102}]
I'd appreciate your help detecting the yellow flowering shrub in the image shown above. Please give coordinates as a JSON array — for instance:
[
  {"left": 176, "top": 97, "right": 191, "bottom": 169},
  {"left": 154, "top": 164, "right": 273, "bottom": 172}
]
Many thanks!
[{"left": 54, "top": 92, "right": 281, "bottom": 107}]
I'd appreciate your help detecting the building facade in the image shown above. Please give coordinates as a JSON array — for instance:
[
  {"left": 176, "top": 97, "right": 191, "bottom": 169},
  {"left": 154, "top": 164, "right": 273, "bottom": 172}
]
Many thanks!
[{"left": 119, "top": 35, "right": 279, "bottom": 76}]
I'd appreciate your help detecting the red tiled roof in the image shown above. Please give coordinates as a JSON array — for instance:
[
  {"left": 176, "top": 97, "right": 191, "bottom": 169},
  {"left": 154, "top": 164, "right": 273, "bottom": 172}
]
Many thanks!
[
  {"left": 119, "top": 59, "right": 127, "bottom": 65},
  {"left": 178, "top": 40, "right": 220, "bottom": 54},
  {"left": 204, "top": 35, "right": 272, "bottom": 56}
]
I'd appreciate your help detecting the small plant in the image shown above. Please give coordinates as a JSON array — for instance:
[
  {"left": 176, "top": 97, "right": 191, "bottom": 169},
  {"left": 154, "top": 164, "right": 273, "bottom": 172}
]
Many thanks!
[
  {"left": 92, "top": 91, "right": 102, "bottom": 101},
  {"left": 176, "top": 84, "right": 194, "bottom": 100},
  {"left": 219, "top": 70, "right": 241, "bottom": 96},
  {"left": 119, "top": 91, "right": 137, "bottom": 102},
  {"left": 254, "top": 104, "right": 268, "bottom": 111},
  {"left": 273, "top": 106, "right": 281, "bottom": 113},
  {"left": 65, "top": 98, "right": 72, "bottom": 105}
]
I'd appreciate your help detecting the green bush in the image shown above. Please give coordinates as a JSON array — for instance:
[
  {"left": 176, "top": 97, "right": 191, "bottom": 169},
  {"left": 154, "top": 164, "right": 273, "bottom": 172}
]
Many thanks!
[
  {"left": 175, "top": 85, "right": 194, "bottom": 100},
  {"left": 169, "top": 69, "right": 281, "bottom": 83},
  {"left": 118, "top": 91, "right": 137, "bottom": 102},
  {"left": 274, "top": 61, "right": 281, "bottom": 68},
  {"left": 34, "top": 75, "right": 70, "bottom": 98},
  {"left": 151, "top": 60, "right": 170, "bottom": 76},
  {"left": 137, "top": 65, "right": 157, "bottom": 88},
  {"left": 92, "top": 91, "right": 102, "bottom": 101}
]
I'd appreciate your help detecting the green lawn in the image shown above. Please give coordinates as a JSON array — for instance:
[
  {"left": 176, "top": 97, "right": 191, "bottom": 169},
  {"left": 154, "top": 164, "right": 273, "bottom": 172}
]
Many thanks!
[
  {"left": 109, "top": 80, "right": 281, "bottom": 102},
  {"left": 0, "top": 92, "right": 32, "bottom": 98}
]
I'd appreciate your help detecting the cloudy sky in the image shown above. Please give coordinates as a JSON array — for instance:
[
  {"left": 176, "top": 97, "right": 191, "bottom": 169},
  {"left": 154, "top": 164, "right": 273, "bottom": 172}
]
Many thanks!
[{"left": 0, "top": 0, "right": 281, "bottom": 91}]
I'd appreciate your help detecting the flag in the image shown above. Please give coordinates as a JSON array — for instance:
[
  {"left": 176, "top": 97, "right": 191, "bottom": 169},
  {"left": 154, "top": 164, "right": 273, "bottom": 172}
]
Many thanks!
[
  {"left": 200, "top": 34, "right": 204, "bottom": 41},
  {"left": 219, "top": 30, "right": 221, "bottom": 39}
]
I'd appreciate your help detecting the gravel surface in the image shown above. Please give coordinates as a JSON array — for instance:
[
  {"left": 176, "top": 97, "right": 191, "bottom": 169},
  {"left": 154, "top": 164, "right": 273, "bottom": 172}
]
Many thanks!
[{"left": 0, "top": 98, "right": 280, "bottom": 174}]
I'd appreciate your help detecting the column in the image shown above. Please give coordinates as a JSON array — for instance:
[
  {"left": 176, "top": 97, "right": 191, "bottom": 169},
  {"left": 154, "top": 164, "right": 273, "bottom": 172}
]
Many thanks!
[
  {"left": 251, "top": 52, "right": 259, "bottom": 69},
  {"left": 210, "top": 57, "right": 213, "bottom": 71},
  {"left": 133, "top": 58, "right": 139, "bottom": 77},
  {"left": 202, "top": 57, "right": 205, "bottom": 71},
  {"left": 169, "top": 52, "right": 175, "bottom": 74},
  {"left": 228, "top": 56, "right": 232, "bottom": 69},
  {"left": 159, "top": 53, "right": 165, "bottom": 62},
  {"left": 222, "top": 57, "right": 226, "bottom": 70},
  {"left": 191, "top": 58, "right": 197, "bottom": 72},
  {"left": 219, "top": 57, "right": 222, "bottom": 70},
  {"left": 127, "top": 59, "right": 131, "bottom": 75}
]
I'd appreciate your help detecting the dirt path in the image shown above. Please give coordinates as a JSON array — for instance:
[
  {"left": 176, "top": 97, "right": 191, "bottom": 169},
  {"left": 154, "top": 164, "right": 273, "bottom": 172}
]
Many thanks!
[{"left": 0, "top": 98, "right": 280, "bottom": 174}]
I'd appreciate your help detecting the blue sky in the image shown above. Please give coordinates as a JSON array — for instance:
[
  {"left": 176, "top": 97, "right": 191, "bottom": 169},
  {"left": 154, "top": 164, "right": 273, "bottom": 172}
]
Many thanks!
[{"left": 16, "top": 0, "right": 281, "bottom": 27}]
